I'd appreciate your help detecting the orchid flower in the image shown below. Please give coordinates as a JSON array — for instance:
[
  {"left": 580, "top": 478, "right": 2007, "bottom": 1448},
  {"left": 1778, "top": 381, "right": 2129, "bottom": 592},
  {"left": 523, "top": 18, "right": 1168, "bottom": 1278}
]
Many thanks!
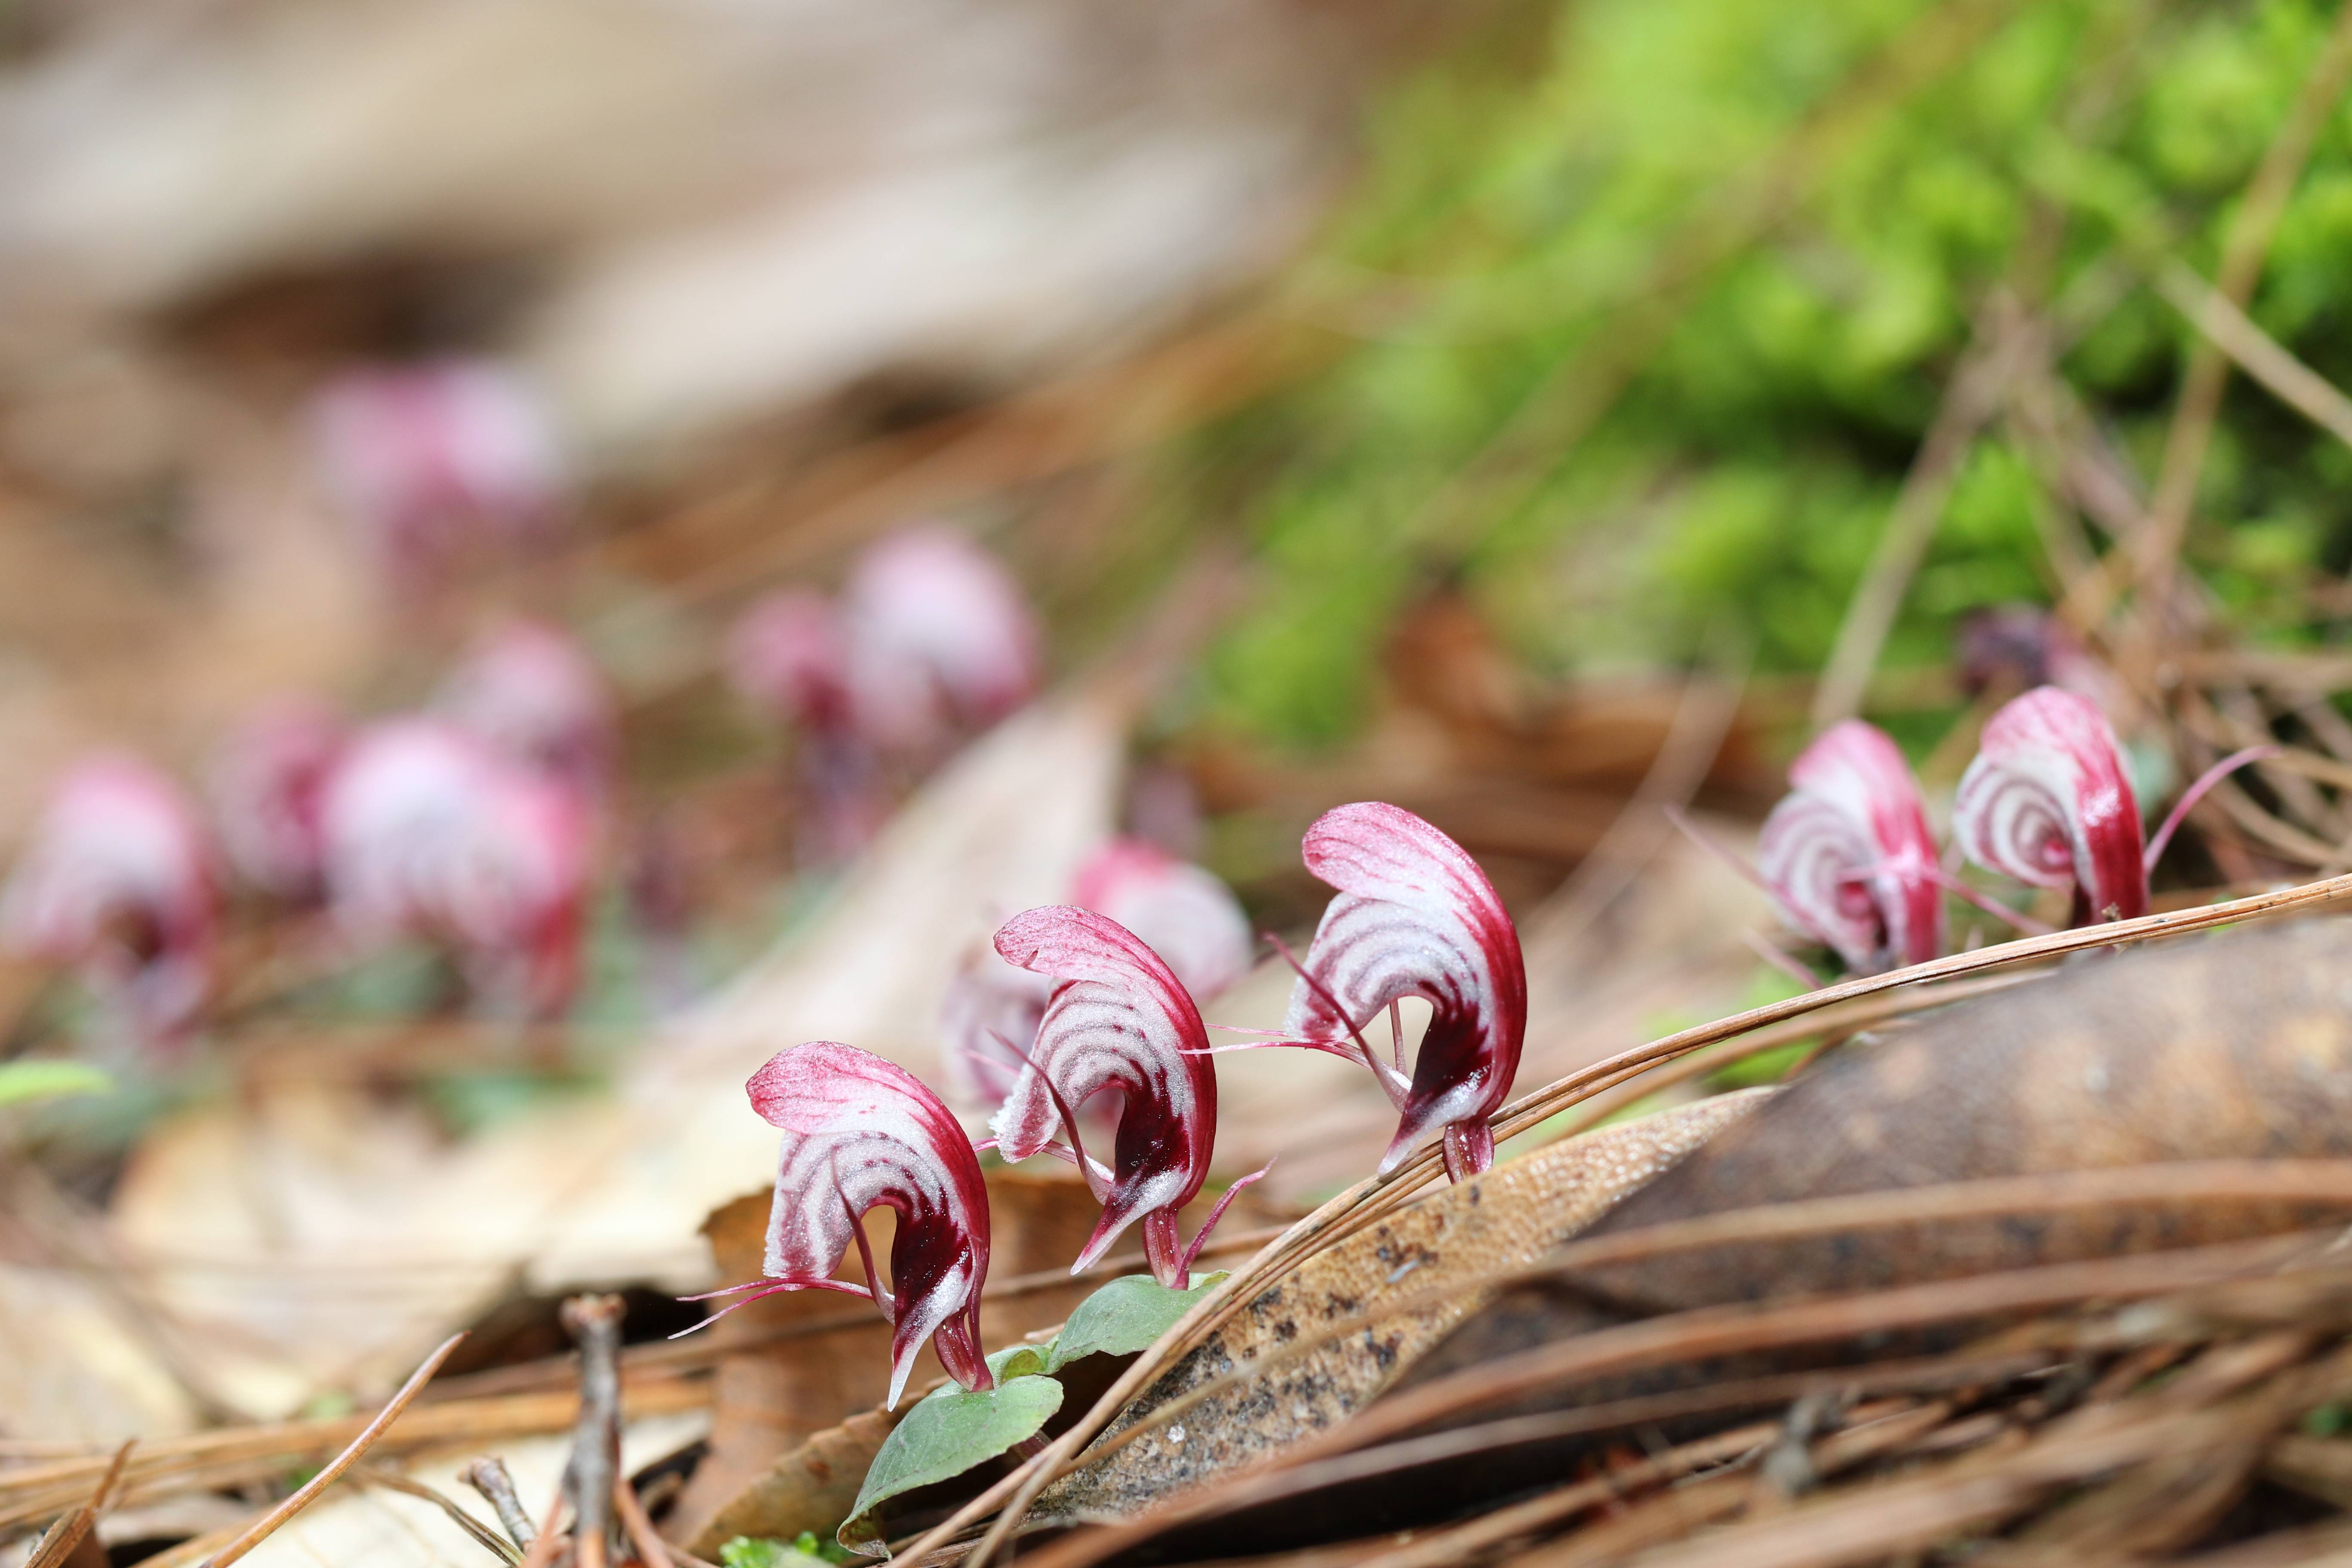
[
  {"left": 1072, "top": 838, "right": 1253, "bottom": 1002},
  {"left": 1, "top": 757, "right": 217, "bottom": 1044},
  {"left": 714, "top": 1041, "right": 992, "bottom": 1407},
  {"left": 1955, "top": 686, "right": 2147, "bottom": 924},
  {"left": 1755, "top": 720, "right": 1945, "bottom": 974},
  {"left": 320, "top": 721, "right": 591, "bottom": 1018},
  {"left": 1236, "top": 802, "right": 1523, "bottom": 1183},
  {"left": 728, "top": 589, "right": 855, "bottom": 735},
  {"left": 990, "top": 905, "right": 1256, "bottom": 1289},
  {"left": 726, "top": 588, "right": 887, "bottom": 860},
  {"left": 938, "top": 950, "right": 1054, "bottom": 1108},
  {"left": 207, "top": 701, "right": 348, "bottom": 901},
  {"left": 434, "top": 619, "right": 615, "bottom": 799},
  {"left": 1955, "top": 685, "right": 2273, "bottom": 928},
  {"left": 310, "top": 358, "right": 566, "bottom": 593},
  {"left": 840, "top": 527, "right": 1040, "bottom": 758},
  {"left": 941, "top": 844, "right": 1248, "bottom": 1112}
]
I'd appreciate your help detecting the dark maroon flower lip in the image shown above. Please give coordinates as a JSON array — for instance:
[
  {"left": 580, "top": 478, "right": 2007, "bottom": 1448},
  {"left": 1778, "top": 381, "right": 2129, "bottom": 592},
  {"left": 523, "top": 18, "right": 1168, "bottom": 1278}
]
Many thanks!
[
  {"left": 1273, "top": 802, "right": 1527, "bottom": 1182},
  {"left": 732, "top": 1040, "right": 994, "bottom": 1406},
  {"left": 1758, "top": 720, "right": 1945, "bottom": 973},
  {"left": 989, "top": 905, "right": 1242, "bottom": 1288},
  {"left": 1957, "top": 686, "right": 2149, "bottom": 924}
]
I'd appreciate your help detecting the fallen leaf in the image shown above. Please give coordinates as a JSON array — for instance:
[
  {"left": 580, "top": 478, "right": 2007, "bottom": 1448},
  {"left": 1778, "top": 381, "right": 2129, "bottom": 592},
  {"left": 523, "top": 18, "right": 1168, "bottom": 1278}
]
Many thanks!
[
  {"left": 1033, "top": 1091, "right": 1770, "bottom": 1525},
  {"left": 0, "top": 1263, "right": 199, "bottom": 1443},
  {"left": 685, "top": 1408, "right": 905, "bottom": 1558}
]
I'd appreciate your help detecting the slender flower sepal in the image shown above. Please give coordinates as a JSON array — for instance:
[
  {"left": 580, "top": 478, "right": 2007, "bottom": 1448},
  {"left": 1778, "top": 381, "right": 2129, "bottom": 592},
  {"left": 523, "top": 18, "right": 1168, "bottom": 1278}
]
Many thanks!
[
  {"left": 1278, "top": 802, "right": 1527, "bottom": 1180},
  {"left": 726, "top": 1041, "right": 994, "bottom": 1408},
  {"left": 989, "top": 905, "right": 1233, "bottom": 1288},
  {"left": 1956, "top": 687, "right": 2148, "bottom": 925},
  {"left": 1756, "top": 720, "right": 1945, "bottom": 974}
]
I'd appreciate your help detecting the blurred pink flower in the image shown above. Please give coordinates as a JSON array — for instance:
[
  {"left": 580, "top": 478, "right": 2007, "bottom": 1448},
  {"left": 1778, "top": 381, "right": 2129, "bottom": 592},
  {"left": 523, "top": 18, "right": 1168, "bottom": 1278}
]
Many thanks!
[
  {"left": 730, "top": 1041, "right": 994, "bottom": 1406},
  {"left": 434, "top": 619, "right": 614, "bottom": 799},
  {"left": 940, "top": 841, "right": 1250, "bottom": 1112},
  {"left": 1, "top": 756, "right": 216, "bottom": 1044},
  {"left": 840, "top": 526, "right": 1040, "bottom": 758},
  {"left": 311, "top": 359, "right": 566, "bottom": 592},
  {"left": 938, "top": 951, "right": 1053, "bottom": 1109},
  {"left": 991, "top": 905, "right": 1253, "bottom": 1289},
  {"left": 207, "top": 701, "right": 349, "bottom": 902},
  {"left": 727, "top": 589, "right": 854, "bottom": 735},
  {"left": 1071, "top": 837, "right": 1252, "bottom": 1001},
  {"left": 1956, "top": 686, "right": 2147, "bottom": 925},
  {"left": 1756, "top": 720, "right": 1944, "bottom": 974},
  {"left": 320, "top": 720, "right": 591, "bottom": 1019},
  {"left": 1275, "top": 803, "right": 1526, "bottom": 1182}
]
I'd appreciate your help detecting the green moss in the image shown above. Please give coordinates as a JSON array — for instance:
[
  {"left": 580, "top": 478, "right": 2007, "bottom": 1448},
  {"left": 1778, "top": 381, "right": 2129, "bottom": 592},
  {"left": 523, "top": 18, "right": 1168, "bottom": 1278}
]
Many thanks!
[{"left": 1165, "top": 0, "right": 2352, "bottom": 749}]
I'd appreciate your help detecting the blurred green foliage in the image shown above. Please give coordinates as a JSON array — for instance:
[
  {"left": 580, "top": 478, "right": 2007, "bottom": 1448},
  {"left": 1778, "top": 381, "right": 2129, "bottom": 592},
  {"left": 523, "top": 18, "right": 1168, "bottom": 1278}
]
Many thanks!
[{"left": 1186, "top": 0, "right": 2352, "bottom": 746}]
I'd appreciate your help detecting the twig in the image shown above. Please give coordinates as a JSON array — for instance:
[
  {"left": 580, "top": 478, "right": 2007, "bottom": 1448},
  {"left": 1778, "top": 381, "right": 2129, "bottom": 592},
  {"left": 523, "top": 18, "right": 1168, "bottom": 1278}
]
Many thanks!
[
  {"left": 26, "top": 1440, "right": 132, "bottom": 1568},
  {"left": 612, "top": 1475, "right": 712, "bottom": 1568},
  {"left": 354, "top": 1465, "right": 520, "bottom": 1565},
  {"left": 461, "top": 1458, "right": 539, "bottom": 1551},
  {"left": 2155, "top": 262, "right": 2352, "bottom": 453},
  {"left": 561, "top": 1295, "right": 627, "bottom": 1568},
  {"left": 1813, "top": 302, "right": 2017, "bottom": 729},
  {"left": 199, "top": 1332, "right": 467, "bottom": 1568},
  {"left": 1529, "top": 651, "right": 1751, "bottom": 958}
]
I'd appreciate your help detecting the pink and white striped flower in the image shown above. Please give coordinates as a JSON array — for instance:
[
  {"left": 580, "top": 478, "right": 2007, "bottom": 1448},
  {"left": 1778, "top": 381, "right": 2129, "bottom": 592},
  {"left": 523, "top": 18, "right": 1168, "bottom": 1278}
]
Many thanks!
[
  {"left": 207, "top": 701, "right": 348, "bottom": 902},
  {"left": 1, "top": 757, "right": 216, "bottom": 1044},
  {"left": 1072, "top": 838, "right": 1253, "bottom": 1002},
  {"left": 319, "top": 721, "right": 591, "bottom": 1019},
  {"left": 727, "top": 589, "right": 854, "bottom": 736},
  {"left": 434, "top": 619, "right": 614, "bottom": 799},
  {"left": 1275, "top": 803, "right": 1526, "bottom": 1182},
  {"left": 1756, "top": 721, "right": 1944, "bottom": 974},
  {"left": 939, "top": 845, "right": 1248, "bottom": 1110},
  {"left": 1955, "top": 686, "right": 2148, "bottom": 925},
  {"left": 311, "top": 359, "right": 566, "bottom": 593},
  {"left": 733, "top": 1041, "right": 993, "bottom": 1407},
  {"left": 990, "top": 905, "right": 1253, "bottom": 1289},
  {"left": 840, "top": 527, "right": 1040, "bottom": 758}
]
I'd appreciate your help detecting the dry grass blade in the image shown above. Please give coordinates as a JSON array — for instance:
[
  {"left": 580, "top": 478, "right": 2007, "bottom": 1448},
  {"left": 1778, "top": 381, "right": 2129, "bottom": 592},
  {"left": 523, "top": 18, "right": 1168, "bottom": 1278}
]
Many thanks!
[
  {"left": 2156, "top": 261, "right": 2352, "bottom": 452},
  {"left": 353, "top": 1465, "right": 521, "bottom": 1565},
  {"left": 0, "top": 1377, "right": 709, "bottom": 1534},
  {"left": 25, "top": 1439, "right": 132, "bottom": 1568},
  {"left": 613, "top": 1475, "right": 708, "bottom": 1568},
  {"left": 1601, "top": 1345, "right": 2352, "bottom": 1568},
  {"left": 197, "top": 1332, "right": 466, "bottom": 1568},
  {"left": 1330, "top": 1230, "right": 2334, "bottom": 1457}
]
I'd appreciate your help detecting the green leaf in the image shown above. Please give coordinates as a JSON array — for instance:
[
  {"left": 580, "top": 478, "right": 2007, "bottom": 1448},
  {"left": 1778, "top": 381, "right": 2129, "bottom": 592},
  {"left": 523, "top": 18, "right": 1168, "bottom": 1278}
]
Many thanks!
[
  {"left": 1044, "top": 1272, "right": 1225, "bottom": 1374},
  {"left": 0, "top": 1061, "right": 113, "bottom": 1108},
  {"left": 838, "top": 1360, "right": 1063, "bottom": 1555},
  {"left": 718, "top": 1537, "right": 832, "bottom": 1568}
]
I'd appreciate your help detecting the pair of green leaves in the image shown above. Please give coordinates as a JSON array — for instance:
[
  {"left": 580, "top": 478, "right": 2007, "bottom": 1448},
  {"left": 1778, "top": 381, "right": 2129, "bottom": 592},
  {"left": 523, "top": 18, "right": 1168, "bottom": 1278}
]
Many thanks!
[{"left": 837, "top": 1272, "right": 1225, "bottom": 1554}]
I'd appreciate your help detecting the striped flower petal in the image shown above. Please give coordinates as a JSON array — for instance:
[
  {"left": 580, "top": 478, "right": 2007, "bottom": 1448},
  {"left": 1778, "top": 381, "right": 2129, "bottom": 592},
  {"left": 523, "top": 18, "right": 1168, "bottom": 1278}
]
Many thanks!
[
  {"left": 748, "top": 1041, "right": 993, "bottom": 1406},
  {"left": 1757, "top": 720, "right": 1944, "bottom": 973},
  {"left": 1955, "top": 686, "right": 2147, "bottom": 924},
  {"left": 1281, "top": 802, "right": 1526, "bottom": 1181},
  {"left": 989, "top": 905, "right": 1221, "bottom": 1287}
]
